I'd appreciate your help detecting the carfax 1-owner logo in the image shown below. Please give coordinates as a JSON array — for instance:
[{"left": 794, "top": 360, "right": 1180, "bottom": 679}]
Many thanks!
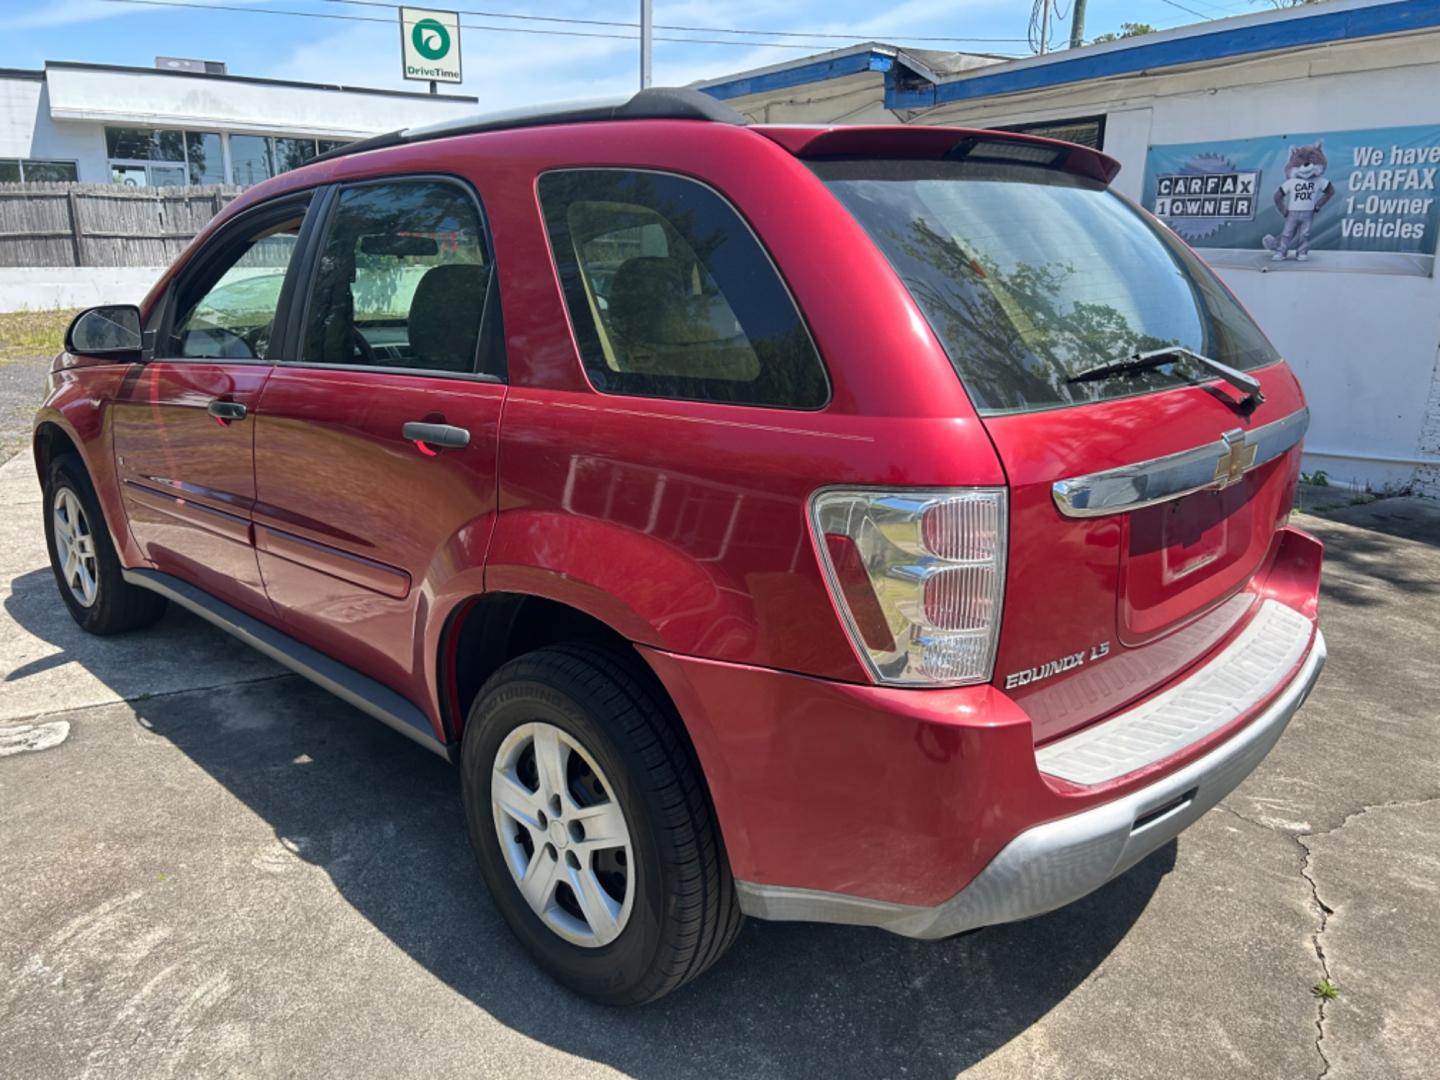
[
  {"left": 1142, "top": 125, "right": 1440, "bottom": 277},
  {"left": 400, "top": 7, "right": 461, "bottom": 84}
]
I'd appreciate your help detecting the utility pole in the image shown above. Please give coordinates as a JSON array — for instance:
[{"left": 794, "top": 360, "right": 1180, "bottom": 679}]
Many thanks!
[
  {"left": 1069, "top": 0, "right": 1088, "bottom": 48},
  {"left": 1039, "top": 0, "right": 1051, "bottom": 53},
  {"left": 640, "top": 0, "right": 652, "bottom": 89}
]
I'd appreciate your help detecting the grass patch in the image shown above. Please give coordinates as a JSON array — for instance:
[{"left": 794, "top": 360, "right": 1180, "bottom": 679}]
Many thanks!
[
  {"left": 0, "top": 307, "right": 78, "bottom": 363},
  {"left": 1312, "top": 978, "right": 1341, "bottom": 1001}
]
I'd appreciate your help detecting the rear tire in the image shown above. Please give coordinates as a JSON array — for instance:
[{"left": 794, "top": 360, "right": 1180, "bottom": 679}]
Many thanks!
[
  {"left": 461, "top": 643, "right": 742, "bottom": 1005},
  {"left": 43, "top": 454, "right": 167, "bottom": 635}
]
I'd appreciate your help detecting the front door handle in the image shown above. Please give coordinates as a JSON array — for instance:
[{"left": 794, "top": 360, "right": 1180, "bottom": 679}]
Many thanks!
[
  {"left": 207, "top": 399, "right": 247, "bottom": 422},
  {"left": 402, "top": 421, "right": 470, "bottom": 450}
]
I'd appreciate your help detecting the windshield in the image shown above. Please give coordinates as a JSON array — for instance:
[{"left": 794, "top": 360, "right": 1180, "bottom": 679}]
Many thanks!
[{"left": 814, "top": 159, "right": 1281, "bottom": 414}]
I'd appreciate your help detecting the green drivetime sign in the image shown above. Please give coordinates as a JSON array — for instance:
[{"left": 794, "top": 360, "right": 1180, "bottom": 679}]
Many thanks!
[{"left": 400, "top": 7, "right": 461, "bottom": 84}]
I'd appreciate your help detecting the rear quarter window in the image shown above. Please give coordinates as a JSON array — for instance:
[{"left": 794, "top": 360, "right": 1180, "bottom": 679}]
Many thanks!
[{"left": 538, "top": 169, "right": 828, "bottom": 409}]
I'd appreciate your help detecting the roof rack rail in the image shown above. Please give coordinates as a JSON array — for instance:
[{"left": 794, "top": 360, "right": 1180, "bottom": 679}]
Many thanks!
[{"left": 312, "top": 86, "right": 746, "bottom": 165}]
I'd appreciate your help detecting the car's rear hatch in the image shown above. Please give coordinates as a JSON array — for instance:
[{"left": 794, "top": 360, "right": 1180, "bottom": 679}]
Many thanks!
[{"left": 790, "top": 128, "right": 1309, "bottom": 745}]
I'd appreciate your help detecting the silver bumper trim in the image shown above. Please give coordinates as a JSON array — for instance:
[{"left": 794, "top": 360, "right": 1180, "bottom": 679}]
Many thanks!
[{"left": 736, "top": 624, "right": 1325, "bottom": 939}]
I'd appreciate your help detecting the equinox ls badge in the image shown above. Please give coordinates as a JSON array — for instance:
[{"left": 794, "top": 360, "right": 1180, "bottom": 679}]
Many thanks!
[{"left": 1005, "top": 642, "right": 1111, "bottom": 690}]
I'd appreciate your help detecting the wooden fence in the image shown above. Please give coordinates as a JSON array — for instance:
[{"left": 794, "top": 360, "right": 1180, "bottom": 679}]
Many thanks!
[{"left": 0, "top": 182, "right": 243, "bottom": 268}]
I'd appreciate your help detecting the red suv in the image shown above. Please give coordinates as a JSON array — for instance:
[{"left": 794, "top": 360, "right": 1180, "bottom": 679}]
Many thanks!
[{"left": 35, "top": 89, "right": 1326, "bottom": 1005}]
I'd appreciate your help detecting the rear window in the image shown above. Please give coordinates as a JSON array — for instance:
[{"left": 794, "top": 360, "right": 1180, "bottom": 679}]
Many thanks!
[
  {"left": 814, "top": 159, "right": 1280, "bottom": 415},
  {"left": 538, "top": 168, "right": 828, "bottom": 409}
]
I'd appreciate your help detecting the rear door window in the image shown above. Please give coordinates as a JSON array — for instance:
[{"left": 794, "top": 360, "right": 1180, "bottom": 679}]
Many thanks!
[
  {"left": 538, "top": 169, "right": 828, "bottom": 408},
  {"left": 813, "top": 158, "right": 1280, "bottom": 414},
  {"left": 300, "top": 179, "right": 499, "bottom": 377}
]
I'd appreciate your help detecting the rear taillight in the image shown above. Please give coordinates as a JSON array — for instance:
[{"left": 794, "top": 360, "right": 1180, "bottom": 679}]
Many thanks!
[{"left": 811, "top": 488, "right": 1006, "bottom": 686}]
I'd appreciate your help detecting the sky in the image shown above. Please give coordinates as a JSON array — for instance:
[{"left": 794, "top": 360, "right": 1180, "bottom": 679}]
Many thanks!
[{"left": 0, "top": 0, "right": 1267, "bottom": 108}]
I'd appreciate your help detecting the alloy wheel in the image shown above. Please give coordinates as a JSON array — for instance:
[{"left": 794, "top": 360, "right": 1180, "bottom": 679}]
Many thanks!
[
  {"left": 490, "top": 721, "right": 635, "bottom": 948},
  {"left": 52, "top": 487, "right": 99, "bottom": 608}
]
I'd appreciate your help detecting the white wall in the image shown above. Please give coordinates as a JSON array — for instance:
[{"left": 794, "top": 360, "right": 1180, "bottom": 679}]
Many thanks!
[
  {"left": 0, "top": 78, "right": 109, "bottom": 182},
  {"left": 44, "top": 65, "right": 478, "bottom": 141},
  {"left": 0, "top": 266, "right": 164, "bottom": 313}
]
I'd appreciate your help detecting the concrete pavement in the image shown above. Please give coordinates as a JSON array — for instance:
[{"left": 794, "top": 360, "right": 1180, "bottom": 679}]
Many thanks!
[{"left": 1, "top": 448, "right": 1437, "bottom": 1079}]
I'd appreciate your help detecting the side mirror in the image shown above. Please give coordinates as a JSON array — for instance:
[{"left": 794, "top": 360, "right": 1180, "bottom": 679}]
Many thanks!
[{"left": 65, "top": 305, "right": 143, "bottom": 357}]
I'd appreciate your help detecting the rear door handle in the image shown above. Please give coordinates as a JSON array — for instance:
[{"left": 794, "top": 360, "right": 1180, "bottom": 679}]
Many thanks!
[
  {"left": 402, "top": 421, "right": 470, "bottom": 449},
  {"left": 207, "top": 399, "right": 247, "bottom": 421}
]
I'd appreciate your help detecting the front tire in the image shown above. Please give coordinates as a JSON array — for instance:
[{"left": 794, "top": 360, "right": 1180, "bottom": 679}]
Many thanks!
[
  {"left": 461, "top": 644, "right": 742, "bottom": 1005},
  {"left": 43, "top": 454, "right": 167, "bottom": 635}
]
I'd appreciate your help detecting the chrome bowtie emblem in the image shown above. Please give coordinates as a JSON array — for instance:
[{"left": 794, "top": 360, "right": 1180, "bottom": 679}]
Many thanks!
[{"left": 1213, "top": 429, "right": 1257, "bottom": 488}]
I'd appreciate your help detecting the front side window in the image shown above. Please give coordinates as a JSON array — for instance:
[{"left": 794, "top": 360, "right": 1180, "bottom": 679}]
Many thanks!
[
  {"left": 815, "top": 158, "right": 1281, "bottom": 415},
  {"left": 167, "top": 211, "right": 305, "bottom": 360},
  {"left": 300, "top": 180, "right": 493, "bottom": 375},
  {"left": 538, "top": 169, "right": 827, "bottom": 408}
]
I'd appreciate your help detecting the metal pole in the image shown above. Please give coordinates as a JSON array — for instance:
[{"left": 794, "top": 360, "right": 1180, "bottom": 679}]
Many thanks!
[
  {"left": 1039, "top": 0, "right": 1051, "bottom": 53},
  {"left": 640, "top": 0, "right": 652, "bottom": 88},
  {"left": 1069, "top": 0, "right": 1088, "bottom": 48}
]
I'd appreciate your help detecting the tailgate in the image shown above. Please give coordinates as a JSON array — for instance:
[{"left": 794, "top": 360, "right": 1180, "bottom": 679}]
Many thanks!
[
  {"left": 809, "top": 144, "right": 1313, "bottom": 744},
  {"left": 985, "top": 373, "right": 1307, "bottom": 743}
]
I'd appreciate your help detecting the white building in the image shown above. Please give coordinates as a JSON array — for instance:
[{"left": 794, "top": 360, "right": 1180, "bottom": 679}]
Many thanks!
[
  {"left": 0, "top": 58, "right": 478, "bottom": 187},
  {"left": 696, "top": 0, "right": 1440, "bottom": 497}
]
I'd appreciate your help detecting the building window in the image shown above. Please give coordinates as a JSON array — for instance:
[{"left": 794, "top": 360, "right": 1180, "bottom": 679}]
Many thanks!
[
  {"left": 994, "top": 115, "right": 1107, "bottom": 151},
  {"left": 186, "top": 132, "right": 225, "bottom": 184},
  {"left": 107, "top": 125, "right": 214, "bottom": 187},
  {"left": 0, "top": 158, "right": 80, "bottom": 182},
  {"left": 105, "top": 126, "right": 350, "bottom": 187},
  {"left": 226, "top": 134, "right": 272, "bottom": 186}
]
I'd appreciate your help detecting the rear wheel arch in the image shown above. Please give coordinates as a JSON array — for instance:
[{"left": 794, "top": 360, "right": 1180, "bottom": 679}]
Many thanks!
[
  {"left": 439, "top": 591, "right": 635, "bottom": 743},
  {"left": 438, "top": 589, "right": 750, "bottom": 873}
]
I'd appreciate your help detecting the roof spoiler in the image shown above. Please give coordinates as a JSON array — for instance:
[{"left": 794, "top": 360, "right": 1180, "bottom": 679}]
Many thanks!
[
  {"left": 311, "top": 87, "right": 747, "bottom": 165},
  {"left": 756, "top": 125, "right": 1122, "bottom": 185}
]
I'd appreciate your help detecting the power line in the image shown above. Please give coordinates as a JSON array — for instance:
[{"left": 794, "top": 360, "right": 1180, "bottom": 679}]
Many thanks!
[
  {"left": 1158, "top": 0, "right": 1218, "bottom": 21},
  {"left": 92, "top": 0, "right": 829, "bottom": 49},
  {"left": 96, "top": 0, "right": 1030, "bottom": 50},
  {"left": 309, "top": 0, "right": 1031, "bottom": 44}
]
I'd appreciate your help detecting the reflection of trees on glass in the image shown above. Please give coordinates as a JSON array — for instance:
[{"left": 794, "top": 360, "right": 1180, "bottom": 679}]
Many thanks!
[
  {"left": 539, "top": 169, "right": 828, "bottom": 408},
  {"left": 185, "top": 132, "right": 224, "bottom": 184},
  {"left": 305, "top": 181, "right": 489, "bottom": 365},
  {"left": 895, "top": 219, "right": 1177, "bottom": 409},
  {"left": 273, "top": 138, "right": 316, "bottom": 174},
  {"left": 816, "top": 161, "right": 1282, "bottom": 413}
]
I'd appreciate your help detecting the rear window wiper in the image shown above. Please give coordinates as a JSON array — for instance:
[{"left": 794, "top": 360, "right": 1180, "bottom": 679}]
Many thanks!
[{"left": 1068, "top": 346, "right": 1265, "bottom": 406}]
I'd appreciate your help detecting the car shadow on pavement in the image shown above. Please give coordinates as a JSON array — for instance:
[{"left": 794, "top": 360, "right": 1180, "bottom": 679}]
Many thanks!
[{"left": 4, "top": 565, "right": 1171, "bottom": 1079}]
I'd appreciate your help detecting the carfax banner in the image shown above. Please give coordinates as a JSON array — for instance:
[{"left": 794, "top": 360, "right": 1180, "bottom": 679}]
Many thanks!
[{"left": 1142, "top": 124, "right": 1440, "bottom": 276}]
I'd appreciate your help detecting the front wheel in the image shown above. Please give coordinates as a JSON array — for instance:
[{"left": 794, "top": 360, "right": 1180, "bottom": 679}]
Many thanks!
[
  {"left": 461, "top": 644, "right": 742, "bottom": 1005},
  {"left": 43, "top": 454, "right": 167, "bottom": 635}
]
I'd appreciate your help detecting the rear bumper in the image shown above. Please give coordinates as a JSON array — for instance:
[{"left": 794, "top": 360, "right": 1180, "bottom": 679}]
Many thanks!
[
  {"left": 642, "top": 516, "right": 1324, "bottom": 931},
  {"left": 735, "top": 624, "right": 1325, "bottom": 938}
]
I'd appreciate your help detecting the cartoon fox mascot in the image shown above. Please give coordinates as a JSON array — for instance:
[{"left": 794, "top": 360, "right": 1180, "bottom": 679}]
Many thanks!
[{"left": 1263, "top": 140, "right": 1335, "bottom": 262}]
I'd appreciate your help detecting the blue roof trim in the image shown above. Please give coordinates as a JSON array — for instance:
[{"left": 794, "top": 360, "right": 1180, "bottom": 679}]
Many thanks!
[
  {"left": 892, "top": 0, "right": 1440, "bottom": 108},
  {"left": 700, "top": 50, "right": 892, "bottom": 101}
]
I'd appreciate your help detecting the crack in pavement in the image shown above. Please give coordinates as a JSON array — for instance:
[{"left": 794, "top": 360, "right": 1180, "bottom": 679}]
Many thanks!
[
  {"left": 1297, "top": 832, "right": 1333, "bottom": 1079},
  {"left": 1218, "top": 795, "right": 1440, "bottom": 1079}
]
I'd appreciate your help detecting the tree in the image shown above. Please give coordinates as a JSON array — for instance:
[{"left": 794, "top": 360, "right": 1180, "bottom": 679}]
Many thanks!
[{"left": 1091, "top": 22, "right": 1156, "bottom": 43}]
